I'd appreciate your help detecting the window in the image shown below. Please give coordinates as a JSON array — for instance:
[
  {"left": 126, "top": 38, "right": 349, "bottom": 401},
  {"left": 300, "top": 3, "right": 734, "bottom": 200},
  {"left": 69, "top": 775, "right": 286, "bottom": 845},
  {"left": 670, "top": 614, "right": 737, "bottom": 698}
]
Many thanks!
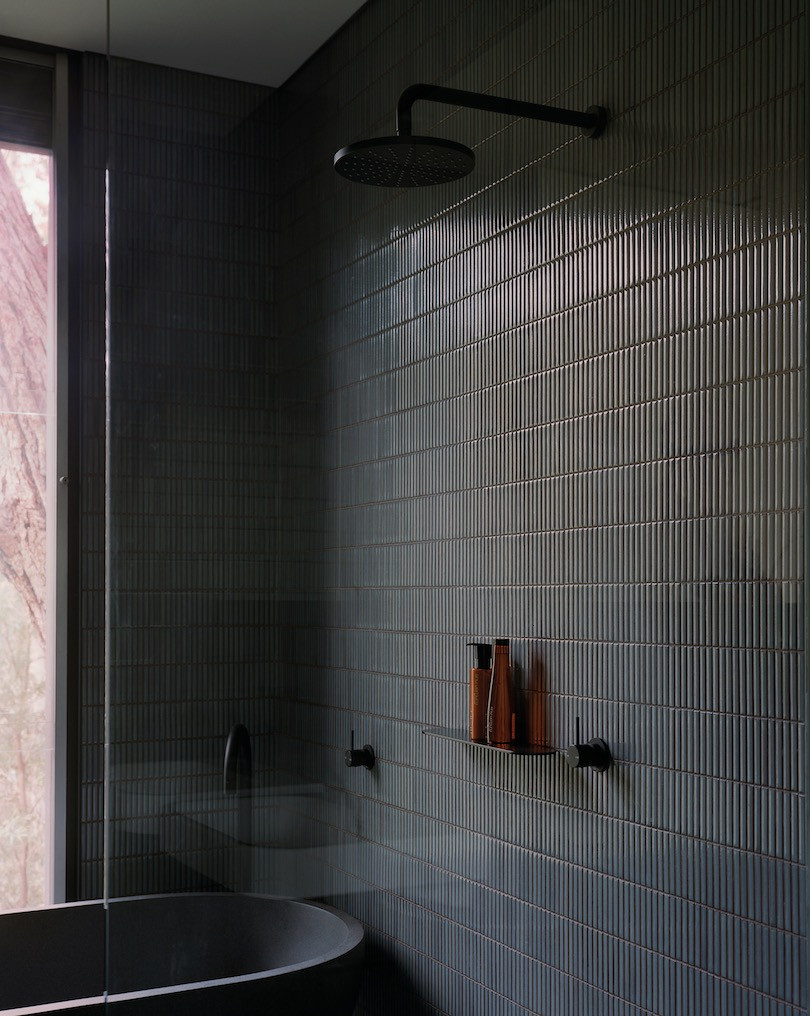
[{"left": 0, "top": 47, "right": 72, "bottom": 908}]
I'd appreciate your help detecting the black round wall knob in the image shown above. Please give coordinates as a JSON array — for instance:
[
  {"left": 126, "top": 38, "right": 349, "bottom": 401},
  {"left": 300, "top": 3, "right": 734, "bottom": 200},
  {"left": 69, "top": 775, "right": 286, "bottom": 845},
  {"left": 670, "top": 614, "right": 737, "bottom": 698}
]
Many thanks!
[
  {"left": 345, "top": 745, "right": 375, "bottom": 770},
  {"left": 563, "top": 737, "right": 611, "bottom": 773},
  {"left": 345, "top": 730, "right": 375, "bottom": 770}
]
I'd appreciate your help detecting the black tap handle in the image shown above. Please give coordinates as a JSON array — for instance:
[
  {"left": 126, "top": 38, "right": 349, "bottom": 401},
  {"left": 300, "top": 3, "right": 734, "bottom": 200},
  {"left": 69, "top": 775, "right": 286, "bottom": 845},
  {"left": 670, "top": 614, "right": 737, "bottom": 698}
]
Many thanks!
[
  {"left": 345, "top": 730, "right": 375, "bottom": 770},
  {"left": 563, "top": 736, "right": 611, "bottom": 773}
]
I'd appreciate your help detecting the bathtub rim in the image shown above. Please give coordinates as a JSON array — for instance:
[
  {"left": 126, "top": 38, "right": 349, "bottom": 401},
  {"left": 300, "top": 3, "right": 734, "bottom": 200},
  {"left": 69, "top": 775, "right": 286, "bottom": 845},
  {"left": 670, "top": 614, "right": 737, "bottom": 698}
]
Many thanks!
[
  {"left": 0, "top": 892, "right": 364, "bottom": 1014},
  {"left": 107, "top": 891, "right": 364, "bottom": 997}
]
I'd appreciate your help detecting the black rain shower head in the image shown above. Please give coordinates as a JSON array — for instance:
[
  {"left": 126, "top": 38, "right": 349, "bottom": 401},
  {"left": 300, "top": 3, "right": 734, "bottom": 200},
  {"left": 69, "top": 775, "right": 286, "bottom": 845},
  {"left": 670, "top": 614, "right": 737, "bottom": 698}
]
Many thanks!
[
  {"left": 334, "top": 135, "right": 475, "bottom": 188},
  {"left": 333, "top": 84, "right": 608, "bottom": 188}
]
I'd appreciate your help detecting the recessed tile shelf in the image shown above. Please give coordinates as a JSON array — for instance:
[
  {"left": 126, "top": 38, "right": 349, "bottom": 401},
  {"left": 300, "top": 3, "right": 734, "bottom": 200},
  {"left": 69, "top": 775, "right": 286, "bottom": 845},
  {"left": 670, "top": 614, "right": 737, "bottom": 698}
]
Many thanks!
[{"left": 423, "top": 726, "right": 557, "bottom": 756}]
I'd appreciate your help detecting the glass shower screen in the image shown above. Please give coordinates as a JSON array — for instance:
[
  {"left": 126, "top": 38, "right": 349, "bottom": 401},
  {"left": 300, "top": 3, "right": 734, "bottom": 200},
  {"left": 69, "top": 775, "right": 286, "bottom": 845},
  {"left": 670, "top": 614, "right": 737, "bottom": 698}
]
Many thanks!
[{"left": 104, "top": 54, "right": 281, "bottom": 904}]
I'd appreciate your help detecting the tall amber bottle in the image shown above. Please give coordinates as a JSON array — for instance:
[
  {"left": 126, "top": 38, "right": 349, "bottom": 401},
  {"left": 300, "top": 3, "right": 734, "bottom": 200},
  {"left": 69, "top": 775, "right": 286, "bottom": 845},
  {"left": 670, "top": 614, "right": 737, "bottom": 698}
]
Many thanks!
[
  {"left": 467, "top": 642, "right": 492, "bottom": 741},
  {"left": 526, "top": 652, "right": 548, "bottom": 747},
  {"left": 487, "top": 638, "right": 515, "bottom": 747}
]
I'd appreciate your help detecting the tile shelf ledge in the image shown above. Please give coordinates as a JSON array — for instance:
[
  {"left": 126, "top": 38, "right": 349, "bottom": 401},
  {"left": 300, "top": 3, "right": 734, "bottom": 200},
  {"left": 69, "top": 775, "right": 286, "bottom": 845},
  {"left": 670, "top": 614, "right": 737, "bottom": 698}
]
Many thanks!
[{"left": 423, "top": 726, "right": 557, "bottom": 757}]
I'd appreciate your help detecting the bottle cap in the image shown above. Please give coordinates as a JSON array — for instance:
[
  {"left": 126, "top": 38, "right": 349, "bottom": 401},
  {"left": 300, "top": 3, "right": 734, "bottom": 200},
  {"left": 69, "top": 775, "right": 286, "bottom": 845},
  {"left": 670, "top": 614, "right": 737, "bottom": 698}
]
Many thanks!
[
  {"left": 467, "top": 642, "right": 492, "bottom": 669},
  {"left": 495, "top": 637, "right": 509, "bottom": 646}
]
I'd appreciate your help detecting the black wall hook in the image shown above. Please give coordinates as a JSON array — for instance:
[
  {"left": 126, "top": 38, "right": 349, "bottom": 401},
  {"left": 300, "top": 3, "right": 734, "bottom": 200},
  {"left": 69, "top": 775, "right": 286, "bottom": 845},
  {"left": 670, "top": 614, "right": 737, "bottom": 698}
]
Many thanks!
[
  {"left": 563, "top": 716, "right": 612, "bottom": 773},
  {"left": 345, "top": 729, "right": 375, "bottom": 770}
]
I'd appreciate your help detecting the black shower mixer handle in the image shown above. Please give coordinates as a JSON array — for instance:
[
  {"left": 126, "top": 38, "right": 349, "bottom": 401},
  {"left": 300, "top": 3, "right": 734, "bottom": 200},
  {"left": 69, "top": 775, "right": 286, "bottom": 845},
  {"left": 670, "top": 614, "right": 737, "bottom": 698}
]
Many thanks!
[
  {"left": 563, "top": 737, "right": 611, "bottom": 773},
  {"left": 345, "top": 730, "right": 375, "bottom": 770},
  {"left": 562, "top": 716, "right": 612, "bottom": 773}
]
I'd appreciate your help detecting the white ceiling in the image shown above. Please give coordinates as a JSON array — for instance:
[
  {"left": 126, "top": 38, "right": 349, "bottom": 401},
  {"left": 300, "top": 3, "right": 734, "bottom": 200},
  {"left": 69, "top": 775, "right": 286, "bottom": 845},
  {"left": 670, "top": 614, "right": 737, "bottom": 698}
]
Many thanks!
[{"left": 1, "top": 0, "right": 368, "bottom": 87}]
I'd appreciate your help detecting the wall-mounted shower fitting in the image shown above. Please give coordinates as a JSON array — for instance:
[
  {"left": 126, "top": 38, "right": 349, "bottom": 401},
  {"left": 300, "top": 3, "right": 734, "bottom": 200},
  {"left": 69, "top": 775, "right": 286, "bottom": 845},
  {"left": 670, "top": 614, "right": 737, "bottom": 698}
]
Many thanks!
[
  {"left": 562, "top": 717, "right": 611, "bottom": 773},
  {"left": 334, "top": 83, "right": 609, "bottom": 187},
  {"left": 224, "top": 723, "right": 252, "bottom": 793},
  {"left": 345, "top": 730, "right": 375, "bottom": 770}
]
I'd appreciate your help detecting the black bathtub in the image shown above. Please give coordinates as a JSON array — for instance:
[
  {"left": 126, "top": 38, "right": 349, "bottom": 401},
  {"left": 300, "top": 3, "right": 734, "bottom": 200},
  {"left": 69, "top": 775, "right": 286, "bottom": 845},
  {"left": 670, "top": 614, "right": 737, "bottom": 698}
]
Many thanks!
[{"left": 0, "top": 893, "right": 364, "bottom": 1015}]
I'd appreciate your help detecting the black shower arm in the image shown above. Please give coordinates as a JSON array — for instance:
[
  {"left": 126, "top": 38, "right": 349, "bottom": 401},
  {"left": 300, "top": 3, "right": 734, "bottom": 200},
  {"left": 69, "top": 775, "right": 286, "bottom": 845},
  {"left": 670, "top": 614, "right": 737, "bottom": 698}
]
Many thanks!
[{"left": 396, "top": 84, "right": 607, "bottom": 139}]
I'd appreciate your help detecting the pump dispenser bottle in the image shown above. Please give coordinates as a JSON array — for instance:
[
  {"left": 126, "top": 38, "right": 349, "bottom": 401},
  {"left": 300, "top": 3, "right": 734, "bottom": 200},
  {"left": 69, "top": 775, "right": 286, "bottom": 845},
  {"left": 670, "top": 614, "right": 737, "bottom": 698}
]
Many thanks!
[
  {"left": 467, "top": 642, "right": 492, "bottom": 741},
  {"left": 487, "top": 638, "right": 515, "bottom": 747}
]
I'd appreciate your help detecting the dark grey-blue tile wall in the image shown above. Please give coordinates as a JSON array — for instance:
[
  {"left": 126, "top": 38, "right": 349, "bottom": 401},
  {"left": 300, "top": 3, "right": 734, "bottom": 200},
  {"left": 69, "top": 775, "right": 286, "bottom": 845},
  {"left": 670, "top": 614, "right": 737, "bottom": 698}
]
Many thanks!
[
  {"left": 275, "top": 0, "right": 806, "bottom": 1013},
  {"left": 75, "top": 0, "right": 806, "bottom": 1012}
]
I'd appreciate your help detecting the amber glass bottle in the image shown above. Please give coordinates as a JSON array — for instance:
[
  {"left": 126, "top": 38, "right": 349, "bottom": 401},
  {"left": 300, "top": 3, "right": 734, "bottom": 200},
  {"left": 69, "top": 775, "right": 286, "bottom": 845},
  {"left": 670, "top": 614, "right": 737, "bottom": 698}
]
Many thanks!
[
  {"left": 487, "top": 638, "right": 515, "bottom": 747},
  {"left": 467, "top": 642, "right": 492, "bottom": 741}
]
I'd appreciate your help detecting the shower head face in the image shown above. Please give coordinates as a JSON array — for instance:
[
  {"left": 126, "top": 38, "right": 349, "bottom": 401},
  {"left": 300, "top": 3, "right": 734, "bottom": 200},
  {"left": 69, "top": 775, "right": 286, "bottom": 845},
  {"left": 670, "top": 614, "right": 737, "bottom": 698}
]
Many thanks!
[{"left": 334, "top": 135, "right": 475, "bottom": 187}]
